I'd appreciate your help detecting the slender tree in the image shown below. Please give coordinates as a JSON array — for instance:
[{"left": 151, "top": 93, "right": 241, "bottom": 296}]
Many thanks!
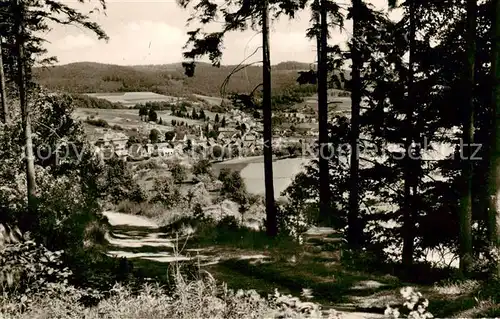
[
  {"left": 317, "top": 0, "right": 330, "bottom": 226},
  {"left": 488, "top": 0, "right": 500, "bottom": 277},
  {"left": 394, "top": 0, "right": 416, "bottom": 268},
  {"left": 348, "top": 0, "right": 363, "bottom": 248},
  {"left": 176, "top": 0, "right": 306, "bottom": 236},
  {"left": 2, "top": 0, "right": 107, "bottom": 210},
  {"left": 459, "top": 0, "right": 477, "bottom": 275},
  {"left": 13, "top": 0, "right": 36, "bottom": 208},
  {"left": 0, "top": 37, "right": 7, "bottom": 124},
  {"left": 262, "top": 0, "right": 277, "bottom": 236}
]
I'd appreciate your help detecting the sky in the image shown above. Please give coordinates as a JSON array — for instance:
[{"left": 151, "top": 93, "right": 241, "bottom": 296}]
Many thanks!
[{"left": 42, "top": 0, "right": 401, "bottom": 66}]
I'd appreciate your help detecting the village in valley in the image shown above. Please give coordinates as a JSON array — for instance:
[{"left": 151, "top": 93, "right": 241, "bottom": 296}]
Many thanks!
[{"left": 75, "top": 90, "right": 351, "bottom": 164}]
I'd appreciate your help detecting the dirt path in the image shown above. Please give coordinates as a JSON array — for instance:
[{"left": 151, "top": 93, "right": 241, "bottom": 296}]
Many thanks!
[
  {"left": 103, "top": 211, "right": 268, "bottom": 264},
  {"left": 103, "top": 211, "right": 159, "bottom": 228},
  {"left": 102, "top": 211, "right": 387, "bottom": 318}
]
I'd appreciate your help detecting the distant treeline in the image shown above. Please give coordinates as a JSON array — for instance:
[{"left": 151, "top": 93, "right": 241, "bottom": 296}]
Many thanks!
[
  {"left": 34, "top": 62, "right": 348, "bottom": 98},
  {"left": 70, "top": 94, "right": 125, "bottom": 109}
]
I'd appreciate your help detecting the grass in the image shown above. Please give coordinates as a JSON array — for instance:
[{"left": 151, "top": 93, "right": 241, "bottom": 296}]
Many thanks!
[
  {"left": 160, "top": 216, "right": 299, "bottom": 252},
  {"left": 210, "top": 258, "right": 399, "bottom": 306},
  {"left": 100, "top": 210, "right": 500, "bottom": 318},
  {"left": 4, "top": 264, "right": 327, "bottom": 319}
]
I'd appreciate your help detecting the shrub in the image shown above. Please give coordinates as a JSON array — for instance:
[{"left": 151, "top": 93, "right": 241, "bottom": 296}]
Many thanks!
[
  {"left": 385, "top": 287, "right": 433, "bottom": 319},
  {"left": 193, "top": 203, "right": 205, "bottom": 220},
  {"left": 135, "top": 159, "right": 161, "bottom": 171},
  {"left": 2, "top": 276, "right": 333, "bottom": 319},
  {"left": 171, "top": 162, "right": 188, "bottom": 184},
  {"left": 151, "top": 178, "right": 183, "bottom": 207},
  {"left": 111, "top": 124, "right": 124, "bottom": 131},
  {"left": 218, "top": 169, "right": 248, "bottom": 205},
  {"left": 148, "top": 109, "right": 158, "bottom": 122},
  {"left": 165, "top": 131, "right": 176, "bottom": 141},
  {"left": 103, "top": 157, "right": 137, "bottom": 204},
  {"left": 84, "top": 118, "right": 109, "bottom": 128},
  {"left": 193, "top": 159, "right": 212, "bottom": 176},
  {"left": 0, "top": 240, "right": 72, "bottom": 297},
  {"left": 128, "top": 184, "right": 147, "bottom": 203},
  {"left": 149, "top": 129, "right": 160, "bottom": 143}
]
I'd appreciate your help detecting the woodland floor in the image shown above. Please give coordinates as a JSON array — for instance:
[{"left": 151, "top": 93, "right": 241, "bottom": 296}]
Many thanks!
[{"left": 102, "top": 211, "right": 486, "bottom": 318}]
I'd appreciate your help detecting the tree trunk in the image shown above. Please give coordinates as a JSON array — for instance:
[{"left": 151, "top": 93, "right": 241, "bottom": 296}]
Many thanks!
[
  {"left": 348, "top": 0, "right": 362, "bottom": 248},
  {"left": 402, "top": 0, "right": 416, "bottom": 268},
  {"left": 262, "top": 0, "right": 277, "bottom": 237},
  {"left": 14, "top": 0, "right": 37, "bottom": 208},
  {"left": 318, "top": 0, "right": 330, "bottom": 226},
  {"left": 488, "top": 0, "right": 500, "bottom": 278},
  {"left": 0, "top": 37, "right": 7, "bottom": 124},
  {"left": 459, "top": 0, "right": 476, "bottom": 276}
]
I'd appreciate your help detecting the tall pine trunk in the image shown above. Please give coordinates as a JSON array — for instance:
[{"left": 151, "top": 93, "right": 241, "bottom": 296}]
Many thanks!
[
  {"left": 14, "top": 0, "right": 37, "bottom": 208},
  {"left": 459, "top": 0, "right": 476, "bottom": 275},
  {"left": 402, "top": 0, "right": 416, "bottom": 268},
  {"left": 318, "top": 0, "right": 330, "bottom": 225},
  {"left": 0, "top": 37, "right": 7, "bottom": 124},
  {"left": 348, "top": 0, "right": 362, "bottom": 247},
  {"left": 262, "top": 0, "right": 277, "bottom": 237},
  {"left": 488, "top": 0, "right": 500, "bottom": 278}
]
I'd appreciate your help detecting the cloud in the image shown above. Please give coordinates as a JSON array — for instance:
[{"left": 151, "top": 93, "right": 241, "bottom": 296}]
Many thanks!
[
  {"left": 44, "top": 0, "right": 404, "bottom": 66},
  {"left": 56, "top": 34, "right": 96, "bottom": 50},
  {"left": 46, "top": 21, "right": 188, "bottom": 65}
]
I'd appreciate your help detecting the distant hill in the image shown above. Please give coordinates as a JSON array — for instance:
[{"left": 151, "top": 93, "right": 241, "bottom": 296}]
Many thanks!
[{"left": 33, "top": 61, "right": 315, "bottom": 98}]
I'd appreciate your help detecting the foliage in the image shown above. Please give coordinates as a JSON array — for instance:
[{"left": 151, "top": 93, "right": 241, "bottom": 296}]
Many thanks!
[
  {"left": 151, "top": 178, "right": 183, "bottom": 207},
  {"left": 0, "top": 240, "right": 72, "bottom": 299},
  {"left": 385, "top": 287, "right": 433, "bottom": 319},
  {"left": 0, "top": 272, "right": 336, "bottom": 319},
  {"left": 102, "top": 157, "right": 139, "bottom": 205},
  {"left": 149, "top": 129, "right": 160, "bottom": 143},
  {"left": 70, "top": 94, "right": 124, "bottom": 109},
  {"left": 33, "top": 62, "right": 313, "bottom": 98},
  {"left": 193, "top": 158, "right": 212, "bottom": 176},
  {"left": 277, "top": 201, "right": 314, "bottom": 240},
  {"left": 165, "top": 131, "right": 176, "bottom": 141},
  {"left": 218, "top": 168, "right": 248, "bottom": 204},
  {"left": 170, "top": 162, "right": 188, "bottom": 184},
  {"left": 85, "top": 117, "right": 109, "bottom": 128},
  {"left": 148, "top": 109, "right": 158, "bottom": 122},
  {"left": 283, "top": 0, "right": 494, "bottom": 269}
]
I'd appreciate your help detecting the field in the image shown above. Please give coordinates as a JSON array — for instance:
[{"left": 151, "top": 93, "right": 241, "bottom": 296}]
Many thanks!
[
  {"left": 86, "top": 92, "right": 180, "bottom": 107},
  {"left": 74, "top": 107, "right": 205, "bottom": 140}
]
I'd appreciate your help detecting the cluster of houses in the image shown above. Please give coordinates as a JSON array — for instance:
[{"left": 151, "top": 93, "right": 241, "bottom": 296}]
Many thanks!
[
  {"left": 90, "top": 108, "right": 317, "bottom": 162},
  {"left": 92, "top": 113, "right": 263, "bottom": 161}
]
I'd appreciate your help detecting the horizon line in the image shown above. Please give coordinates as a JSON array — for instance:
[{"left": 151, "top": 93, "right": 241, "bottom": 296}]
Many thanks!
[{"left": 37, "top": 60, "right": 319, "bottom": 68}]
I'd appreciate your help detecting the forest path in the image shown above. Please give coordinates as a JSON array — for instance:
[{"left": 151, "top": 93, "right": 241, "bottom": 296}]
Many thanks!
[{"left": 102, "top": 211, "right": 387, "bottom": 318}]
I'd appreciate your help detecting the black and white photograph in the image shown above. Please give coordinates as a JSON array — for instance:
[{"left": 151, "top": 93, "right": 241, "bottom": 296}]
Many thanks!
[{"left": 0, "top": 0, "right": 498, "bottom": 317}]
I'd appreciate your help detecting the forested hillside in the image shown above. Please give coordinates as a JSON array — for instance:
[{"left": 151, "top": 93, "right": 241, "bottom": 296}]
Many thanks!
[{"left": 33, "top": 61, "right": 315, "bottom": 97}]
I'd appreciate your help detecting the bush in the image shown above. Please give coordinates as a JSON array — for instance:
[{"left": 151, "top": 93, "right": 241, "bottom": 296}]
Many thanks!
[
  {"left": 193, "top": 159, "right": 212, "bottom": 176},
  {"left": 1, "top": 275, "right": 331, "bottom": 319},
  {"left": 151, "top": 178, "right": 183, "bottom": 207},
  {"left": 193, "top": 203, "right": 205, "bottom": 220},
  {"left": 103, "top": 157, "right": 138, "bottom": 204},
  {"left": 384, "top": 287, "right": 433, "bottom": 319},
  {"left": 111, "top": 124, "right": 124, "bottom": 131},
  {"left": 84, "top": 118, "right": 109, "bottom": 128},
  {"left": 165, "top": 131, "right": 176, "bottom": 141},
  {"left": 149, "top": 129, "right": 160, "bottom": 143},
  {"left": 0, "top": 240, "right": 72, "bottom": 298},
  {"left": 135, "top": 159, "right": 161, "bottom": 171},
  {"left": 171, "top": 162, "right": 188, "bottom": 184},
  {"left": 218, "top": 169, "right": 248, "bottom": 205}
]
